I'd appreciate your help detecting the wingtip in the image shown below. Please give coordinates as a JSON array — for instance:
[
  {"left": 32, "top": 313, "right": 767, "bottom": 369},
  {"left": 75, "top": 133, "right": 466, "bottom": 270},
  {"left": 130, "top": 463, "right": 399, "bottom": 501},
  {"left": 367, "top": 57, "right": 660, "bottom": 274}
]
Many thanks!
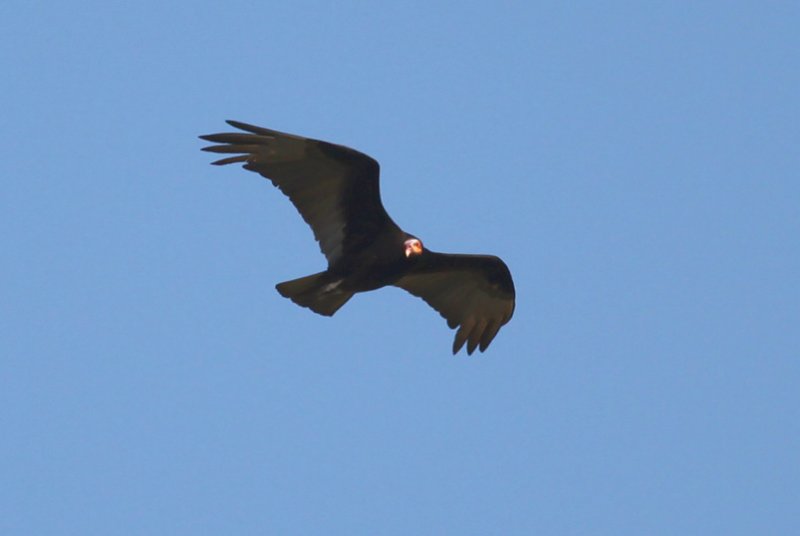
[
  {"left": 226, "top": 119, "right": 256, "bottom": 132},
  {"left": 451, "top": 344, "right": 478, "bottom": 356},
  {"left": 209, "top": 155, "right": 250, "bottom": 166},
  {"left": 224, "top": 119, "right": 278, "bottom": 136}
]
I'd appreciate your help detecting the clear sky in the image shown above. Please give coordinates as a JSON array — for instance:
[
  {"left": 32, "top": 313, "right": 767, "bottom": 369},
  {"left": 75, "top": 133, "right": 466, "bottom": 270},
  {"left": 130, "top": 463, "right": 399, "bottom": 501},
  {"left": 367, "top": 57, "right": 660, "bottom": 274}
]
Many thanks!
[{"left": 2, "top": 1, "right": 798, "bottom": 534}]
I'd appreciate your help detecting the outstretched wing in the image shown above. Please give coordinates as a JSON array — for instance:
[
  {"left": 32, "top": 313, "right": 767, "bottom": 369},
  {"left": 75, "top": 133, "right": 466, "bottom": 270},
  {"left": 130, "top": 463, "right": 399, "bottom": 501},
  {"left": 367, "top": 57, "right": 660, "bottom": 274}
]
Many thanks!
[
  {"left": 395, "top": 252, "right": 515, "bottom": 355},
  {"left": 200, "top": 120, "right": 399, "bottom": 264}
]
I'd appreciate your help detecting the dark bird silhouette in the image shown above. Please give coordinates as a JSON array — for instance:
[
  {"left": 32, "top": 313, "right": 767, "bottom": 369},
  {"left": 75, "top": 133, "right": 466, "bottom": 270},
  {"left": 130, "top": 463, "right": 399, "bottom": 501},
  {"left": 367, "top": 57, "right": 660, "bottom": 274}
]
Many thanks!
[{"left": 200, "top": 120, "right": 515, "bottom": 354}]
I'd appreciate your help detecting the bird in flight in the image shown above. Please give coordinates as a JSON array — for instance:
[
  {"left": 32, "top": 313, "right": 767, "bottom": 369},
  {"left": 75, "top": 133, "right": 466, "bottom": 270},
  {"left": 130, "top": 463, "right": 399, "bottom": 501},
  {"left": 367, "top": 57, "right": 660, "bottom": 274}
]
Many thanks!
[{"left": 200, "top": 120, "right": 515, "bottom": 355}]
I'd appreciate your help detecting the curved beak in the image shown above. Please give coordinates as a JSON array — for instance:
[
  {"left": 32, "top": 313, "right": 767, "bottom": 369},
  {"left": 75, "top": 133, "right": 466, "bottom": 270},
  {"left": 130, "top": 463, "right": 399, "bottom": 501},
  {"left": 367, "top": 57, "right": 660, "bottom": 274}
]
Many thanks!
[{"left": 405, "top": 240, "right": 423, "bottom": 258}]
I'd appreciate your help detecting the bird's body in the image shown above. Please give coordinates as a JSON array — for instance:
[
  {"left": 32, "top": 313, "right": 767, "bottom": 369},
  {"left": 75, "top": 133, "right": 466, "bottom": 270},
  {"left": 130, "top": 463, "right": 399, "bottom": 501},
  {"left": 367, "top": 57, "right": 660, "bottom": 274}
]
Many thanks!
[{"left": 201, "top": 120, "right": 515, "bottom": 354}]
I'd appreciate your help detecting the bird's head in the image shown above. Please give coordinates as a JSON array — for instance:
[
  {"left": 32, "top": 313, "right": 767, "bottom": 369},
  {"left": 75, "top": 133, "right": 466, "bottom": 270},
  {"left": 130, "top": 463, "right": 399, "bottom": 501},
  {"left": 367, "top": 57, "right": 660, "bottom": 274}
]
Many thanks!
[{"left": 404, "top": 237, "right": 424, "bottom": 258}]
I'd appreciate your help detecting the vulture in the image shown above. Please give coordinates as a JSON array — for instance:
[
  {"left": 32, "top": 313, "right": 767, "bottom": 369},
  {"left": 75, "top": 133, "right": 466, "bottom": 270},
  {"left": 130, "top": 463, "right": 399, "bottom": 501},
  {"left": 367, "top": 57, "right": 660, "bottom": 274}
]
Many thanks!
[{"left": 200, "top": 120, "right": 515, "bottom": 354}]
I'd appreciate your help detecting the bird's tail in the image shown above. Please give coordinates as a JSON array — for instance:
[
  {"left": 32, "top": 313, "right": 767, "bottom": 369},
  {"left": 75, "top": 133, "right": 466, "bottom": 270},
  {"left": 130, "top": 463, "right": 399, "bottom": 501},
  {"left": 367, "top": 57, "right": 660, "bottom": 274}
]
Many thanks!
[{"left": 275, "top": 271, "right": 353, "bottom": 317}]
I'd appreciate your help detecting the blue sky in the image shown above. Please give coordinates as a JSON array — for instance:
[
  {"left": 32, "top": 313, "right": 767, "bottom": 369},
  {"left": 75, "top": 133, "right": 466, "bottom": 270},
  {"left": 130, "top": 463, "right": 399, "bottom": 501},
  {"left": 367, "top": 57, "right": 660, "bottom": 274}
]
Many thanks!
[{"left": 2, "top": 1, "right": 798, "bottom": 534}]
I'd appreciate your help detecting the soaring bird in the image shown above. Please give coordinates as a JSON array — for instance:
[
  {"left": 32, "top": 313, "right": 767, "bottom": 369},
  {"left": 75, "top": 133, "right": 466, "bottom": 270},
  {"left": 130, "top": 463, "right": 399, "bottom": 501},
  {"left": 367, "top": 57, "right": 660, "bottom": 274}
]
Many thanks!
[{"left": 200, "top": 120, "right": 515, "bottom": 354}]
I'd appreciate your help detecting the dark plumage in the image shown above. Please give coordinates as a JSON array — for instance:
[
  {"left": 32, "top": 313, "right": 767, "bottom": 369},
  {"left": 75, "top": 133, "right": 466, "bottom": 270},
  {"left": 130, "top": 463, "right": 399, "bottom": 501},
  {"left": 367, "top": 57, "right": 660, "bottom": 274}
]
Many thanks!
[{"left": 200, "top": 120, "right": 515, "bottom": 354}]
